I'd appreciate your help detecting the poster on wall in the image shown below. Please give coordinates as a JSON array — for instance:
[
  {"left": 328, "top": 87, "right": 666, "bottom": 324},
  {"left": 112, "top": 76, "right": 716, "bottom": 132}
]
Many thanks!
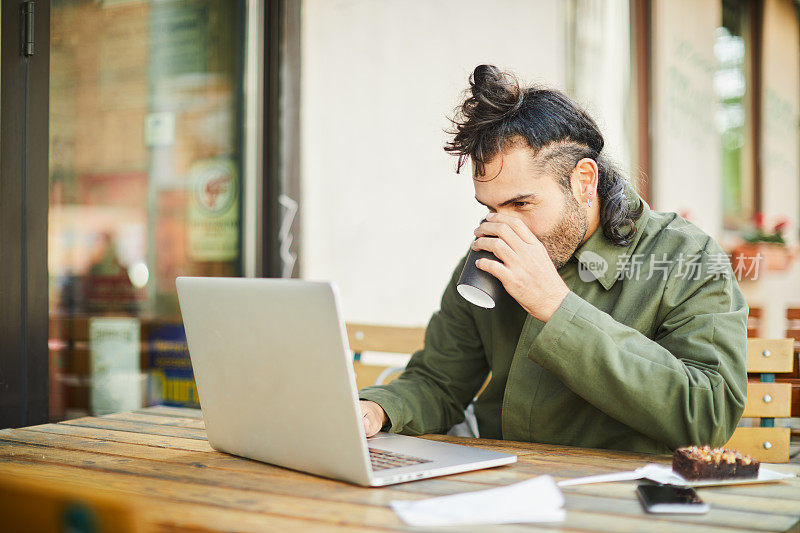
[
  {"left": 89, "top": 317, "right": 142, "bottom": 415},
  {"left": 187, "top": 158, "right": 239, "bottom": 262}
]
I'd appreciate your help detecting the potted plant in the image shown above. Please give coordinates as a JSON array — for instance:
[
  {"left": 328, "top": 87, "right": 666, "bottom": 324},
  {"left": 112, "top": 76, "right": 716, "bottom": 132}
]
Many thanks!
[{"left": 731, "top": 214, "right": 793, "bottom": 279}]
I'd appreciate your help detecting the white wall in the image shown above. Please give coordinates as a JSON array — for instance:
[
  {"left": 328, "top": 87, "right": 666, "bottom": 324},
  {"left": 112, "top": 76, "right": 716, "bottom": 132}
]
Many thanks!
[
  {"left": 300, "top": 0, "right": 566, "bottom": 325},
  {"left": 651, "top": 0, "right": 723, "bottom": 237}
]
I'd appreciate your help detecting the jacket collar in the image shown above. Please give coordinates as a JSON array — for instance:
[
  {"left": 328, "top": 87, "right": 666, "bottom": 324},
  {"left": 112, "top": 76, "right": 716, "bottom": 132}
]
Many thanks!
[{"left": 571, "top": 192, "right": 651, "bottom": 291}]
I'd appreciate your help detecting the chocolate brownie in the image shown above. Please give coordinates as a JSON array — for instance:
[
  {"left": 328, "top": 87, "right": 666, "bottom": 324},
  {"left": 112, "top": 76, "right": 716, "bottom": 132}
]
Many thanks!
[{"left": 672, "top": 445, "right": 759, "bottom": 480}]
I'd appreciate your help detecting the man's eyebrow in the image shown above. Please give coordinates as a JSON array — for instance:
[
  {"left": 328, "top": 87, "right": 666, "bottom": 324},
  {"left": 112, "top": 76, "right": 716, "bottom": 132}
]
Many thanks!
[{"left": 474, "top": 193, "right": 537, "bottom": 208}]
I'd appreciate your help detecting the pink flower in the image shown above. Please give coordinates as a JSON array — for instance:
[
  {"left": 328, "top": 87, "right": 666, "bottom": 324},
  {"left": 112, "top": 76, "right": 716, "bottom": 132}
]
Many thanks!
[
  {"left": 753, "top": 212, "right": 764, "bottom": 229},
  {"left": 773, "top": 217, "right": 790, "bottom": 233}
]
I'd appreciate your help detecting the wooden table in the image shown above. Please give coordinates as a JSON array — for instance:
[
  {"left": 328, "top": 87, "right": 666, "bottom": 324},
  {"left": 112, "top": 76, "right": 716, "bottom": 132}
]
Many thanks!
[{"left": 1, "top": 406, "right": 798, "bottom": 532}]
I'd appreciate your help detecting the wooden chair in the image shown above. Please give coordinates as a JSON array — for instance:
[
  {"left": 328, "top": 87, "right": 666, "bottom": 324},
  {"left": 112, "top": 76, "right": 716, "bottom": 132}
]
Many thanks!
[
  {"left": 784, "top": 307, "right": 800, "bottom": 417},
  {"left": 0, "top": 469, "right": 143, "bottom": 533},
  {"left": 348, "top": 322, "right": 489, "bottom": 437},
  {"left": 725, "top": 338, "right": 795, "bottom": 462},
  {"left": 346, "top": 323, "right": 426, "bottom": 390}
]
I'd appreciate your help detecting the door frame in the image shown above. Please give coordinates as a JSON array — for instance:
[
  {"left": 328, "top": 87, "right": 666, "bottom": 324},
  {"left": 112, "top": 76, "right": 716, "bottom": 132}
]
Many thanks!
[{"left": 0, "top": 0, "right": 50, "bottom": 429}]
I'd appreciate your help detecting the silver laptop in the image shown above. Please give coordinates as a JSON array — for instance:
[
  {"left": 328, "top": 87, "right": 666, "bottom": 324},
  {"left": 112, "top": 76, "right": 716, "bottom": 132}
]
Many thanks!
[{"left": 175, "top": 276, "right": 517, "bottom": 486}]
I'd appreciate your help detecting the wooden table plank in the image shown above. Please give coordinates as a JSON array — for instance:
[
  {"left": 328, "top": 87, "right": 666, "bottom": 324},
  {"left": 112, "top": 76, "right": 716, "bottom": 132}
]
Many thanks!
[
  {"left": 102, "top": 411, "right": 206, "bottom": 429},
  {"left": 133, "top": 405, "right": 204, "bottom": 420},
  {"left": 137, "top": 501, "right": 385, "bottom": 533},
  {"left": 422, "top": 434, "right": 670, "bottom": 462},
  {"left": 59, "top": 417, "right": 209, "bottom": 440},
  {"left": 560, "top": 491, "right": 800, "bottom": 532},
  {"left": 555, "top": 509, "right": 747, "bottom": 533},
  {"left": 14, "top": 423, "right": 215, "bottom": 452}
]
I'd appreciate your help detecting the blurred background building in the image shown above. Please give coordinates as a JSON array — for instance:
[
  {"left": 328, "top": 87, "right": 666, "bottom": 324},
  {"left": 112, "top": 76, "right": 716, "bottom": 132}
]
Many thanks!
[{"left": 1, "top": 0, "right": 798, "bottom": 427}]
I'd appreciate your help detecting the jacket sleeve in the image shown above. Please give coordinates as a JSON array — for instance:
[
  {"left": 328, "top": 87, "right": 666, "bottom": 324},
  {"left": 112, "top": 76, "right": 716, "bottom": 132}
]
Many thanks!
[
  {"left": 524, "top": 248, "right": 749, "bottom": 449},
  {"left": 358, "top": 254, "right": 491, "bottom": 435}
]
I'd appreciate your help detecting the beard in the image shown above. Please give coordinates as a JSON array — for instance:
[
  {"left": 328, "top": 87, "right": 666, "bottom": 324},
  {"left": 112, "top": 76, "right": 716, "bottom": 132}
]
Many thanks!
[{"left": 538, "top": 190, "right": 588, "bottom": 270}]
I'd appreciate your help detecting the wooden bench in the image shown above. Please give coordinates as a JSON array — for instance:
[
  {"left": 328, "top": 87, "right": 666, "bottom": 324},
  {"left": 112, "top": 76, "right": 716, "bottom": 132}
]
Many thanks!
[{"left": 725, "top": 338, "right": 795, "bottom": 462}]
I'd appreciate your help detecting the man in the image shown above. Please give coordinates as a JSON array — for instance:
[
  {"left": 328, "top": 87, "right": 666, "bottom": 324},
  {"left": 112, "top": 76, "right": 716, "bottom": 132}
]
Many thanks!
[{"left": 358, "top": 65, "right": 748, "bottom": 454}]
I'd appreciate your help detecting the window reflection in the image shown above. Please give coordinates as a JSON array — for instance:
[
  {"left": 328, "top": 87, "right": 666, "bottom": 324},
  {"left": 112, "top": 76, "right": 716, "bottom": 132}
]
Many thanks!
[{"left": 49, "top": 0, "right": 243, "bottom": 420}]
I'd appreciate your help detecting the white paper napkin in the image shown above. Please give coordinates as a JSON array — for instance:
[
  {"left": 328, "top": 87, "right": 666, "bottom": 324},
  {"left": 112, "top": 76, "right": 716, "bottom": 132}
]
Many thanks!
[
  {"left": 390, "top": 475, "right": 566, "bottom": 527},
  {"left": 557, "top": 463, "right": 796, "bottom": 488}
]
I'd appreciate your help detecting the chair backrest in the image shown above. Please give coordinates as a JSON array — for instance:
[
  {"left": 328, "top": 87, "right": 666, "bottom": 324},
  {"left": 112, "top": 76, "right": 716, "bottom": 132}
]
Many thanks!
[
  {"left": 725, "top": 338, "right": 795, "bottom": 462},
  {"left": 346, "top": 323, "right": 425, "bottom": 390}
]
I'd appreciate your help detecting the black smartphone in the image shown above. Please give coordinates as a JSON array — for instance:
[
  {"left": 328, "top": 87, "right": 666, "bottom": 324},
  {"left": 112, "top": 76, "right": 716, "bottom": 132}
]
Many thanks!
[{"left": 636, "top": 484, "right": 710, "bottom": 514}]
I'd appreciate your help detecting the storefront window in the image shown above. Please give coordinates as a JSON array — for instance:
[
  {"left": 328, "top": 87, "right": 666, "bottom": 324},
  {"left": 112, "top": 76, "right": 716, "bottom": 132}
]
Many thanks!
[
  {"left": 49, "top": 0, "right": 244, "bottom": 420},
  {"left": 716, "top": 0, "right": 753, "bottom": 228}
]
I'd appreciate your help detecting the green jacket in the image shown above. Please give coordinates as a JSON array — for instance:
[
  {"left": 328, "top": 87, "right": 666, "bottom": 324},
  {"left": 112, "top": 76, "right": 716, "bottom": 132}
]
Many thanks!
[{"left": 359, "top": 199, "right": 748, "bottom": 454}]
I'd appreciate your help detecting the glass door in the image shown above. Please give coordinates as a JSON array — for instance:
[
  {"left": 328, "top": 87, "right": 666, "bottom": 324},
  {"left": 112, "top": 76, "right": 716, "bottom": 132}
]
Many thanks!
[{"left": 49, "top": 0, "right": 245, "bottom": 420}]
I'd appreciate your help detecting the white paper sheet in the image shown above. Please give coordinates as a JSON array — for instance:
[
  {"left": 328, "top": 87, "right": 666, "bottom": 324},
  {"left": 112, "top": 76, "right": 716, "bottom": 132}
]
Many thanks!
[
  {"left": 390, "top": 475, "right": 566, "bottom": 527},
  {"left": 557, "top": 463, "right": 795, "bottom": 488}
]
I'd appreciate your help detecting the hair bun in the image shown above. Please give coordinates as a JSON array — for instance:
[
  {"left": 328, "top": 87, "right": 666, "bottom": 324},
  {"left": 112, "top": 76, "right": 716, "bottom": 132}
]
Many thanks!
[
  {"left": 471, "top": 65, "right": 503, "bottom": 93},
  {"left": 469, "top": 64, "right": 523, "bottom": 115}
]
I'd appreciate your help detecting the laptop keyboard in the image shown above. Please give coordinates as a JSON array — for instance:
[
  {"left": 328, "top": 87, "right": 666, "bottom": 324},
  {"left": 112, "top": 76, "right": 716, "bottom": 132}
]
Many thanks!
[{"left": 369, "top": 448, "right": 432, "bottom": 471}]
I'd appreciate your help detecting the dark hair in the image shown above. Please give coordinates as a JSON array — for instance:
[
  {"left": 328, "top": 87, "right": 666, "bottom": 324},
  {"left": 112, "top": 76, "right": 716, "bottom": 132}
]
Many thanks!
[{"left": 444, "top": 64, "right": 643, "bottom": 246}]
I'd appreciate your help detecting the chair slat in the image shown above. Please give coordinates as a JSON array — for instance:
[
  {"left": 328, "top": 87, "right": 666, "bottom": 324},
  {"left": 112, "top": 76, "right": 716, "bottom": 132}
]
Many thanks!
[
  {"left": 725, "top": 427, "right": 790, "bottom": 463},
  {"left": 346, "top": 323, "right": 425, "bottom": 354},
  {"left": 746, "top": 339, "right": 794, "bottom": 373},
  {"left": 742, "top": 382, "right": 792, "bottom": 418}
]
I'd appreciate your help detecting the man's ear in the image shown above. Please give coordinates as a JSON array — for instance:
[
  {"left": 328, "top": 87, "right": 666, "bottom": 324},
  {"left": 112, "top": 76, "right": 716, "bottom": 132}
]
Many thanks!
[{"left": 570, "top": 158, "right": 599, "bottom": 204}]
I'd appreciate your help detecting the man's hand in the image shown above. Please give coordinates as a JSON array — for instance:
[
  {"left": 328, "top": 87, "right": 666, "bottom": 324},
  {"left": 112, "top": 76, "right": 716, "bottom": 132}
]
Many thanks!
[
  {"left": 472, "top": 212, "right": 570, "bottom": 322},
  {"left": 360, "top": 400, "right": 388, "bottom": 437}
]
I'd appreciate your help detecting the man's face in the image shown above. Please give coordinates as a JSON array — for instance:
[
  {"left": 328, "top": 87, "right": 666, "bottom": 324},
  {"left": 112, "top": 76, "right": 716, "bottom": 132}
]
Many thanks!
[{"left": 473, "top": 143, "right": 588, "bottom": 269}]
